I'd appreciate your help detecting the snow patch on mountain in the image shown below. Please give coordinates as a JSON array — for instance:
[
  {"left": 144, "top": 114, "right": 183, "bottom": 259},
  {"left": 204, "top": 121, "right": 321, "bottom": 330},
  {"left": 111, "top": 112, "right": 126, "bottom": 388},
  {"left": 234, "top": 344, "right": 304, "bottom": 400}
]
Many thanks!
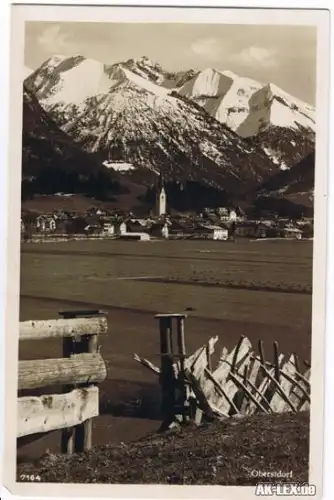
[
  {"left": 214, "top": 75, "right": 262, "bottom": 131},
  {"left": 253, "top": 83, "right": 315, "bottom": 132},
  {"left": 262, "top": 147, "right": 281, "bottom": 166},
  {"left": 103, "top": 160, "right": 136, "bottom": 172},
  {"left": 179, "top": 68, "right": 231, "bottom": 99},
  {"left": 45, "top": 58, "right": 113, "bottom": 106},
  {"left": 121, "top": 66, "right": 170, "bottom": 97}
]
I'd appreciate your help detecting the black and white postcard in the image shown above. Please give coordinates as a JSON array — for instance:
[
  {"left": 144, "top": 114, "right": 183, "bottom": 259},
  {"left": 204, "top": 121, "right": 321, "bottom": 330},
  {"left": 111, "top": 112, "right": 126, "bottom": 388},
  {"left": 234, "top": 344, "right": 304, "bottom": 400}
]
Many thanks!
[{"left": 1, "top": 3, "right": 330, "bottom": 499}]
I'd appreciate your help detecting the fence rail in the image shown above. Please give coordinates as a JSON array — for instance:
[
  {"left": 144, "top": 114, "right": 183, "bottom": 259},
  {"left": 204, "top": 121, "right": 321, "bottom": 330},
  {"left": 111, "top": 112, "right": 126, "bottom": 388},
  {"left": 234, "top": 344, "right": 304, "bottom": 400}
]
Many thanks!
[
  {"left": 19, "top": 316, "right": 108, "bottom": 340},
  {"left": 17, "top": 310, "right": 108, "bottom": 453}
]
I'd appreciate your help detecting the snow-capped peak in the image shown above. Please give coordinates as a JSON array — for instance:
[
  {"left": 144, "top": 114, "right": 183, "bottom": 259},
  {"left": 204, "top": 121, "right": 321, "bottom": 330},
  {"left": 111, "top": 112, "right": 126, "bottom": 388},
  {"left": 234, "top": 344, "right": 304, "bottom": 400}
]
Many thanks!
[
  {"left": 25, "top": 53, "right": 315, "bottom": 175},
  {"left": 178, "top": 67, "right": 315, "bottom": 137},
  {"left": 121, "top": 56, "right": 165, "bottom": 85},
  {"left": 220, "top": 69, "right": 237, "bottom": 79},
  {"left": 241, "top": 82, "right": 316, "bottom": 135},
  {"left": 220, "top": 69, "right": 262, "bottom": 89},
  {"left": 178, "top": 67, "right": 232, "bottom": 100},
  {"left": 45, "top": 54, "right": 70, "bottom": 67},
  {"left": 267, "top": 82, "right": 315, "bottom": 117},
  {"left": 137, "top": 55, "right": 158, "bottom": 66},
  {"left": 120, "top": 66, "right": 170, "bottom": 97},
  {"left": 28, "top": 55, "right": 116, "bottom": 106}
]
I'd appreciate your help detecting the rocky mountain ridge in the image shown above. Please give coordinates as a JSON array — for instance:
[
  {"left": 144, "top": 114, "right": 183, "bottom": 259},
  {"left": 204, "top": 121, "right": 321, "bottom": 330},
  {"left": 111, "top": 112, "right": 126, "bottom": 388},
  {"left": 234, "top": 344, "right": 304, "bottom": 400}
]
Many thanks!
[{"left": 25, "top": 55, "right": 278, "bottom": 198}]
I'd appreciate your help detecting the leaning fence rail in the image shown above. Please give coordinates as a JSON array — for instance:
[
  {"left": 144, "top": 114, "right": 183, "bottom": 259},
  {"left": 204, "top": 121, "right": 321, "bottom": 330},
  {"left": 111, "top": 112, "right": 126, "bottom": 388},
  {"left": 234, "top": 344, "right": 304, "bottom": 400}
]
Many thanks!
[{"left": 18, "top": 310, "right": 108, "bottom": 453}]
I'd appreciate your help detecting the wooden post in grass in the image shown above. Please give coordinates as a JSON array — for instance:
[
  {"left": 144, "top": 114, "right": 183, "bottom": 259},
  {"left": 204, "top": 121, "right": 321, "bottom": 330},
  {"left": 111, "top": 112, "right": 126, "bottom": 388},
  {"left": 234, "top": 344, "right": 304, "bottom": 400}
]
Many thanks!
[
  {"left": 59, "top": 310, "right": 105, "bottom": 453},
  {"left": 156, "top": 314, "right": 175, "bottom": 427},
  {"left": 176, "top": 315, "right": 189, "bottom": 423},
  {"left": 155, "top": 313, "right": 188, "bottom": 427}
]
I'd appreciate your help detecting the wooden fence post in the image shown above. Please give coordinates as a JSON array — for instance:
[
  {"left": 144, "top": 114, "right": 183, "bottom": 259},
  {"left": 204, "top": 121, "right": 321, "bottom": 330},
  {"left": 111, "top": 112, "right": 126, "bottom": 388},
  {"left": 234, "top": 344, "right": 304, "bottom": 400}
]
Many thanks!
[
  {"left": 76, "top": 332, "right": 99, "bottom": 452},
  {"left": 155, "top": 313, "right": 189, "bottom": 428},
  {"left": 59, "top": 310, "right": 105, "bottom": 453},
  {"left": 176, "top": 315, "right": 189, "bottom": 423},
  {"left": 61, "top": 335, "right": 76, "bottom": 454},
  {"left": 156, "top": 315, "right": 175, "bottom": 428}
]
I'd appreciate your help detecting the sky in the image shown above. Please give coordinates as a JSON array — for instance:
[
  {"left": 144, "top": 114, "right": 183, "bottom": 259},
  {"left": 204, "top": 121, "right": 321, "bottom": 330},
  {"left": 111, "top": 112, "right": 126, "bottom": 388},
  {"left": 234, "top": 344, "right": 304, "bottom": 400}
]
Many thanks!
[{"left": 25, "top": 22, "right": 317, "bottom": 105}]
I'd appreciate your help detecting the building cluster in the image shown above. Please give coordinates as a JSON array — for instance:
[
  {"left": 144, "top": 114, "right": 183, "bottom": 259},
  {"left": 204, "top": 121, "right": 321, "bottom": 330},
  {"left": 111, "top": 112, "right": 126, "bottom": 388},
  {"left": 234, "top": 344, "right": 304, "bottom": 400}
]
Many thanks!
[
  {"left": 20, "top": 207, "right": 232, "bottom": 242},
  {"left": 20, "top": 183, "right": 313, "bottom": 242},
  {"left": 20, "top": 208, "right": 313, "bottom": 243}
]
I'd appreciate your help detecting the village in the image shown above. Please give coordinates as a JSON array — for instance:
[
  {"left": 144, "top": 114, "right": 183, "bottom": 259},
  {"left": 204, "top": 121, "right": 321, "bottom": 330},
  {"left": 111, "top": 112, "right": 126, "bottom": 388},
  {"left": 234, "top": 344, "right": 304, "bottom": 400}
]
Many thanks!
[{"left": 20, "top": 183, "right": 314, "bottom": 243}]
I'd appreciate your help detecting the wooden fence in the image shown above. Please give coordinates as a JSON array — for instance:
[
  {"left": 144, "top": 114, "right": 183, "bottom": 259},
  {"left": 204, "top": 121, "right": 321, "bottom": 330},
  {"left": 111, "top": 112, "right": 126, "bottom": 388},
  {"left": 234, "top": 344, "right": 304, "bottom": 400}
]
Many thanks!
[
  {"left": 18, "top": 310, "right": 108, "bottom": 453},
  {"left": 135, "top": 314, "right": 311, "bottom": 430}
]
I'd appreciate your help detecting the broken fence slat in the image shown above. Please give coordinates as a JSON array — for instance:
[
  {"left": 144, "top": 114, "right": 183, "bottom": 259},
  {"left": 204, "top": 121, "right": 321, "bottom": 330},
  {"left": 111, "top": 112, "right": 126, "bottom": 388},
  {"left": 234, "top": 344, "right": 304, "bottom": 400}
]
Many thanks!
[
  {"left": 270, "top": 355, "right": 296, "bottom": 412},
  {"left": 279, "top": 371, "right": 310, "bottom": 403},
  {"left": 217, "top": 347, "right": 229, "bottom": 367},
  {"left": 229, "top": 372, "right": 270, "bottom": 415},
  {"left": 185, "top": 336, "right": 218, "bottom": 372},
  {"left": 294, "top": 369, "right": 311, "bottom": 388},
  {"left": 209, "top": 403, "right": 230, "bottom": 419},
  {"left": 259, "top": 357, "right": 298, "bottom": 413},
  {"left": 190, "top": 346, "right": 210, "bottom": 379},
  {"left": 290, "top": 368, "right": 311, "bottom": 411},
  {"left": 231, "top": 335, "right": 245, "bottom": 373},
  {"left": 233, "top": 364, "right": 249, "bottom": 412},
  {"left": 206, "top": 344, "right": 212, "bottom": 372},
  {"left": 250, "top": 355, "right": 275, "bottom": 369},
  {"left": 240, "top": 356, "right": 262, "bottom": 413},
  {"left": 203, "top": 368, "right": 240, "bottom": 415},
  {"left": 245, "top": 355, "right": 284, "bottom": 415},
  {"left": 293, "top": 353, "right": 301, "bottom": 374},
  {"left": 184, "top": 368, "right": 215, "bottom": 419},
  {"left": 258, "top": 340, "right": 266, "bottom": 369},
  {"left": 133, "top": 354, "right": 160, "bottom": 375},
  {"left": 242, "top": 375, "right": 273, "bottom": 413},
  {"left": 211, "top": 337, "right": 252, "bottom": 382},
  {"left": 194, "top": 408, "right": 203, "bottom": 425},
  {"left": 211, "top": 338, "right": 253, "bottom": 414}
]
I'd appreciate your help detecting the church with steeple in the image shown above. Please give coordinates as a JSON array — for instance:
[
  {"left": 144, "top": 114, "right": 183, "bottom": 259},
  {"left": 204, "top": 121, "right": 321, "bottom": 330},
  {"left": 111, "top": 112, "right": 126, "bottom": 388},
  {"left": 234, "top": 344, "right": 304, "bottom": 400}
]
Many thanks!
[{"left": 155, "top": 173, "right": 167, "bottom": 216}]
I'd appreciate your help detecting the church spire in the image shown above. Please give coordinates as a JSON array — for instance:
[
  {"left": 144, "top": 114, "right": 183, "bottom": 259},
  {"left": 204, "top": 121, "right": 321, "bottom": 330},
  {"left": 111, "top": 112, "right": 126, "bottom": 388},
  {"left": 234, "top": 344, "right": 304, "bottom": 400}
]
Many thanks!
[
  {"left": 158, "top": 171, "right": 164, "bottom": 191},
  {"left": 156, "top": 172, "right": 167, "bottom": 216}
]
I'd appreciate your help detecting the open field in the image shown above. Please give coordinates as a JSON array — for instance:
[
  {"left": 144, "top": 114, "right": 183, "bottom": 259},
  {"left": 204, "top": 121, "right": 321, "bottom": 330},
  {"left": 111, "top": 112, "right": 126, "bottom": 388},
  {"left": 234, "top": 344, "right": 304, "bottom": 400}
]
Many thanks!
[{"left": 18, "top": 238, "right": 313, "bottom": 461}]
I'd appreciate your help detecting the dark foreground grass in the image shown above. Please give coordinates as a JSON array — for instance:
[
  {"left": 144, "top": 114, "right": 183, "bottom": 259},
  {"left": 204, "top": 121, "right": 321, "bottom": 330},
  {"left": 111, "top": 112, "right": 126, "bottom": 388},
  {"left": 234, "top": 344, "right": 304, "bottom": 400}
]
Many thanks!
[{"left": 17, "top": 411, "right": 309, "bottom": 485}]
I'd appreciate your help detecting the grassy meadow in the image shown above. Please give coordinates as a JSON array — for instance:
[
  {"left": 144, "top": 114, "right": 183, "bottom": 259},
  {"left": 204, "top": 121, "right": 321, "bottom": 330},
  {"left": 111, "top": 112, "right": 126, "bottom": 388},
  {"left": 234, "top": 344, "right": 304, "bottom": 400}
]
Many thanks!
[{"left": 18, "top": 238, "right": 313, "bottom": 460}]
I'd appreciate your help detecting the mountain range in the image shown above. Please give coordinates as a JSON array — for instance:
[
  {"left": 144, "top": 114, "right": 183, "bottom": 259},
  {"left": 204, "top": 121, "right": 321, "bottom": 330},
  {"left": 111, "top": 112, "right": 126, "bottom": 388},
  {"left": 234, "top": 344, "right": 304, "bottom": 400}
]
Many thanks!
[{"left": 23, "top": 54, "right": 316, "bottom": 214}]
